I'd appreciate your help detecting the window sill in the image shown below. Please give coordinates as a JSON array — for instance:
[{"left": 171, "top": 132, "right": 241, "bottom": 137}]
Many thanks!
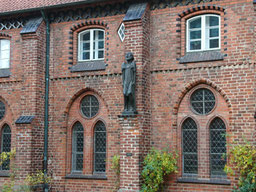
[
  {"left": 177, "top": 177, "right": 231, "bottom": 185},
  {"left": 70, "top": 61, "right": 106, "bottom": 72},
  {"left": 179, "top": 50, "right": 224, "bottom": 64},
  {"left": 0, "top": 68, "right": 11, "bottom": 78},
  {"left": 0, "top": 170, "right": 10, "bottom": 177},
  {"left": 65, "top": 173, "right": 107, "bottom": 180}
]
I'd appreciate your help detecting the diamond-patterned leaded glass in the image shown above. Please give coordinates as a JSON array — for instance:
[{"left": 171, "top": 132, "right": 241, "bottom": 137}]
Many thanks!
[
  {"left": 94, "top": 121, "right": 106, "bottom": 173},
  {"left": 190, "top": 88, "right": 215, "bottom": 115},
  {"left": 0, "top": 124, "right": 11, "bottom": 170},
  {"left": 0, "top": 101, "right": 5, "bottom": 120},
  {"left": 81, "top": 95, "right": 99, "bottom": 118},
  {"left": 72, "top": 122, "right": 84, "bottom": 172},
  {"left": 210, "top": 118, "right": 226, "bottom": 176},
  {"left": 182, "top": 118, "right": 198, "bottom": 175}
]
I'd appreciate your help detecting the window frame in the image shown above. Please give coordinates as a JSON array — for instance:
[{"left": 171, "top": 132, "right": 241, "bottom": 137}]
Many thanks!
[
  {"left": 0, "top": 39, "right": 10, "bottom": 69},
  {"left": 182, "top": 117, "right": 198, "bottom": 176},
  {"left": 71, "top": 122, "right": 84, "bottom": 173},
  {"left": 78, "top": 29, "right": 105, "bottom": 62},
  {"left": 209, "top": 117, "right": 227, "bottom": 177},
  {"left": 0, "top": 124, "right": 11, "bottom": 171},
  {"left": 186, "top": 14, "right": 221, "bottom": 52},
  {"left": 93, "top": 121, "right": 107, "bottom": 174}
]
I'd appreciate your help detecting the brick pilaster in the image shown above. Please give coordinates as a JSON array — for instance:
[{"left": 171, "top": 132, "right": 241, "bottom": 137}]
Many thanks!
[{"left": 118, "top": 3, "right": 151, "bottom": 192}]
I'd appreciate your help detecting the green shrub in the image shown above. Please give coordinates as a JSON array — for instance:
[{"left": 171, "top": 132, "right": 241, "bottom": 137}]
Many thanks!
[
  {"left": 225, "top": 142, "right": 256, "bottom": 192},
  {"left": 141, "top": 148, "right": 178, "bottom": 192}
]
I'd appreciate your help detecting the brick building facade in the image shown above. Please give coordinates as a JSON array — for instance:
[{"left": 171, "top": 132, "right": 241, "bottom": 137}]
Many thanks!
[{"left": 0, "top": 0, "right": 255, "bottom": 191}]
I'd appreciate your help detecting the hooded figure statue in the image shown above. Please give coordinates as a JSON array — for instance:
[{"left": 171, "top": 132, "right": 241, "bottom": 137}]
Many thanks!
[{"left": 122, "top": 52, "right": 137, "bottom": 114}]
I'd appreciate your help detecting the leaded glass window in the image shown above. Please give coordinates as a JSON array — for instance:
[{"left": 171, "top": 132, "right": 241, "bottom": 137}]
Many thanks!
[
  {"left": 210, "top": 117, "right": 226, "bottom": 176},
  {"left": 72, "top": 122, "right": 84, "bottom": 172},
  {"left": 0, "top": 124, "right": 11, "bottom": 170},
  {"left": 190, "top": 88, "right": 215, "bottom": 115},
  {"left": 0, "top": 101, "right": 5, "bottom": 120},
  {"left": 94, "top": 121, "right": 106, "bottom": 173},
  {"left": 182, "top": 118, "right": 198, "bottom": 175},
  {"left": 81, "top": 95, "right": 99, "bottom": 118}
]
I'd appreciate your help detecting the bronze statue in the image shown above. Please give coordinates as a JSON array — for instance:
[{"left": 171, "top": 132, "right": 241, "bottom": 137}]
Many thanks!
[{"left": 122, "top": 52, "right": 137, "bottom": 115}]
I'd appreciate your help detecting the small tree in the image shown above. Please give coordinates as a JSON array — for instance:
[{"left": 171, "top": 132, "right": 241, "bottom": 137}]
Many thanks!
[
  {"left": 225, "top": 141, "right": 256, "bottom": 192},
  {"left": 141, "top": 148, "right": 178, "bottom": 192}
]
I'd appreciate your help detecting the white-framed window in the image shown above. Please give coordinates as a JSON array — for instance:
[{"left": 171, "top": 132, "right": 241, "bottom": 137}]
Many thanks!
[
  {"left": 187, "top": 14, "right": 220, "bottom": 52},
  {"left": 0, "top": 39, "right": 10, "bottom": 68},
  {"left": 78, "top": 29, "right": 105, "bottom": 61},
  {"left": 118, "top": 23, "right": 125, "bottom": 42}
]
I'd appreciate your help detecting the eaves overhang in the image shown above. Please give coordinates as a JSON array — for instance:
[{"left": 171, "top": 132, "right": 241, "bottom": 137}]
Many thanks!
[{"left": 0, "top": 0, "right": 109, "bottom": 16}]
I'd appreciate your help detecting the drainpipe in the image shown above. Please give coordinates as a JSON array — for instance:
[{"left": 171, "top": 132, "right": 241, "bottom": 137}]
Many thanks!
[{"left": 41, "top": 10, "right": 50, "bottom": 192}]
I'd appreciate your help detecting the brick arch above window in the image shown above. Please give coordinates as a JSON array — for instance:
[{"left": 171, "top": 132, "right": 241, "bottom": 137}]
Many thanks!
[
  {"left": 64, "top": 87, "right": 110, "bottom": 115},
  {"left": 0, "top": 33, "right": 11, "bottom": 39},
  {"left": 178, "top": 5, "right": 225, "bottom": 18},
  {"left": 70, "top": 20, "right": 108, "bottom": 32},
  {"left": 173, "top": 78, "right": 231, "bottom": 116}
]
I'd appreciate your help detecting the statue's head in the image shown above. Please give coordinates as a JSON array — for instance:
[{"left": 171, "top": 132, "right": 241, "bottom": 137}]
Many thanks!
[{"left": 125, "top": 52, "right": 134, "bottom": 62}]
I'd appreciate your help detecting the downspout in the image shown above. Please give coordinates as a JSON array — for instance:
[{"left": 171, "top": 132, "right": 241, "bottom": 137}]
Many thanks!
[{"left": 41, "top": 10, "right": 50, "bottom": 192}]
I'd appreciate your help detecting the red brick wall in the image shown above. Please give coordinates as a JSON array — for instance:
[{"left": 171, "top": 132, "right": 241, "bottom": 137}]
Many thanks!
[{"left": 0, "top": 0, "right": 255, "bottom": 191}]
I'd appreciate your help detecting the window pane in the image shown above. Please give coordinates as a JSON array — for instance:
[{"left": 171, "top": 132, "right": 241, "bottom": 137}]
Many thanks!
[
  {"left": 1, "top": 40, "right": 10, "bottom": 50},
  {"left": 83, "top": 43, "right": 90, "bottom": 51},
  {"left": 190, "top": 30, "right": 201, "bottom": 40},
  {"left": 81, "top": 95, "right": 99, "bottom": 118},
  {"left": 98, "top": 41, "right": 104, "bottom": 49},
  {"left": 210, "top": 39, "right": 219, "bottom": 48},
  {"left": 82, "top": 52, "right": 89, "bottom": 60},
  {"left": 82, "top": 32, "right": 90, "bottom": 41},
  {"left": 98, "top": 51, "right": 104, "bottom": 59},
  {"left": 189, "top": 17, "right": 201, "bottom": 29},
  {"left": 190, "top": 41, "right": 201, "bottom": 50},
  {"left": 98, "top": 31, "right": 104, "bottom": 40},
  {"left": 182, "top": 118, "right": 198, "bottom": 174},
  {"left": 210, "top": 28, "right": 219, "bottom": 38},
  {"left": 210, "top": 118, "right": 226, "bottom": 176},
  {"left": 0, "top": 59, "right": 9, "bottom": 68},
  {"left": 72, "top": 122, "right": 84, "bottom": 172},
  {"left": 0, "top": 101, "right": 5, "bottom": 120},
  {"left": 191, "top": 88, "right": 215, "bottom": 115},
  {"left": 94, "top": 121, "right": 106, "bottom": 173},
  {"left": 209, "top": 16, "right": 219, "bottom": 26},
  {"left": 1, "top": 125, "right": 11, "bottom": 171},
  {"left": 76, "top": 154, "right": 83, "bottom": 171}
]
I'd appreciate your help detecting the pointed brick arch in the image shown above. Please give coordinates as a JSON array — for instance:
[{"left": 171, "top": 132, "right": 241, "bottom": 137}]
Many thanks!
[
  {"left": 64, "top": 87, "right": 109, "bottom": 115},
  {"left": 173, "top": 78, "right": 231, "bottom": 116}
]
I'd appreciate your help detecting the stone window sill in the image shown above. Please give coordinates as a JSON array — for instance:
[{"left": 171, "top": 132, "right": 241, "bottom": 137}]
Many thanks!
[
  {"left": 70, "top": 60, "right": 107, "bottom": 72},
  {"left": 0, "top": 68, "right": 11, "bottom": 78},
  {"left": 179, "top": 50, "right": 224, "bottom": 64},
  {"left": 0, "top": 170, "right": 10, "bottom": 177},
  {"left": 65, "top": 173, "right": 107, "bottom": 180},
  {"left": 177, "top": 177, "right": 231, "bottom": 185}
]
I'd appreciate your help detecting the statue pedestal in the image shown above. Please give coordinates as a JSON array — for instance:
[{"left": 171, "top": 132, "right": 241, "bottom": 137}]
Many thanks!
[
  {"left": 118, "top": 115, "right": 141, "bottom": 192},
  {"left": 121, "top": 110, "right": 138, "bottom": 116}
]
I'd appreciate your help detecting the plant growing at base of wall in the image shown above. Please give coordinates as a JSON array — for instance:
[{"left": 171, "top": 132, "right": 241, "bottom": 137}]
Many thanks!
[
  {"left": 0, "top": 149, "right": 52, "bottom": 192},
  {"left": 141, "top": 148, "right": 178, "bottom": 192},
  {"left": 111, "top": 155, "right": 120, "bottom": 191},
  {"left": 225, "top": 141, "right": 256, "bottom": 192}
]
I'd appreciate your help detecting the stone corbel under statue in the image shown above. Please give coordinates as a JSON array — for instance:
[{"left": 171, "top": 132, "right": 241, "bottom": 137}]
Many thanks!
[{"left": 121, "top": 52, "right": 138, "bottom": 116}]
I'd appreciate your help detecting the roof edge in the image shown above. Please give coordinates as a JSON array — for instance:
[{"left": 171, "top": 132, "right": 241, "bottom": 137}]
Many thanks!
[{"left": 0, "top": 0, "right": 108, "bottom": 16}]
